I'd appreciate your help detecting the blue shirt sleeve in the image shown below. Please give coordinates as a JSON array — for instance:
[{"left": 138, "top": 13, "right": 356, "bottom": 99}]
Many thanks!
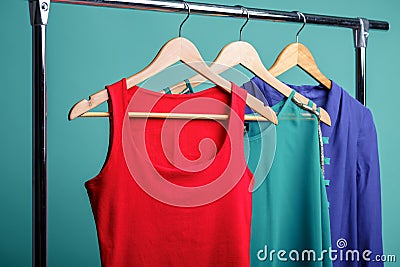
[{"left": 356, "top": 108, "right": 383, "bottom": 266}]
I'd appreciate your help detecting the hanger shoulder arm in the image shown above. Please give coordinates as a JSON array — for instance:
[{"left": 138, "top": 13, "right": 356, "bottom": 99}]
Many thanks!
[
  {"left": 246, "top": 93, "right": 278, "bottom": 125},
  {"left": 319, "top": 108, "right": 331, "bottom": 126},
  {"left": 126, "top": 38, "right": 182, "bottom": 89},
  {"left": 71, "top": 38, "right": 186, "bottom": 121},
  {"left": 299, "top": 63, "right": 332, "bottom": 89},
  {"left": 297, "top": 43, "right": 332, "bottom": 89},
  {"left": 169, "top": 41, "right": 243, "bottom": 94},
  {"left": 179, "top": 38, "right": 233, "bottom": 92},
  {"left": 302, "top": 68, "right": 331, "bottom": 89},
  {"left": 268, "top": 43, "right": 299, "bottom": 77},
  {"left": 69, "top": 89, "right": 109, "bottom": 120}
]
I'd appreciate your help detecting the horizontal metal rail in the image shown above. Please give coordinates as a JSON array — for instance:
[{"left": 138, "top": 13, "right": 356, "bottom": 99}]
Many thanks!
[{"left": 51, "top": 0, "right": 389, "bottom": 30}]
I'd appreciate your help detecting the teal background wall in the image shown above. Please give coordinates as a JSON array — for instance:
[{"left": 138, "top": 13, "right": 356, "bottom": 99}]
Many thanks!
[{"left": 1, "top": 0, "right": 399, "bottom": 266}]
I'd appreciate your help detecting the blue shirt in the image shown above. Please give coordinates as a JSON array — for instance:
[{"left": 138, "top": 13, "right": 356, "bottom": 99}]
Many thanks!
[{"left": 243, "top": 77, "right": 383, "bottom": 267}]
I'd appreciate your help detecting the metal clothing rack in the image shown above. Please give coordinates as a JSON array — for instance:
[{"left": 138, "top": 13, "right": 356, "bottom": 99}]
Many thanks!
[{"left": 28, "top": 0, "right": 389, "bottom": 266}]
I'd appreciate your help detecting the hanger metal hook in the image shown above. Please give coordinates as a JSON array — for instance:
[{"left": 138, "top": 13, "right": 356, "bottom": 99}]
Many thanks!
[
  {"left": 179, "top": 1, "right": 190, "bottom": 37},
  {"left": 239, "top": 7, "right": 250, "bottom": 41},
  {"left": 295, "top": 11, "right": 306, "bottom": 43}
]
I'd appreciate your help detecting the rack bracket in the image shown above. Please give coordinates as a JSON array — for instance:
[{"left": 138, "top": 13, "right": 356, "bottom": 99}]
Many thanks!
[
  {"left": 29, "top": 0, "right": 50, "bottom": 26},
  {"left": 353, "top": 18, "right": 369, "bottom": 105},
  {"left": 353, "top": 17, "right": 369, "bottom": 48}
]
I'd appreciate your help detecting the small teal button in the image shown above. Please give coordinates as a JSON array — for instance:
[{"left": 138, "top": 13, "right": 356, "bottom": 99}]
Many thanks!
[
  {"left": 324, "top": 157, "right": 331, "bottom": 165},
  {"left": 322, "top": 137, "right": 329, "bottom": 144}
]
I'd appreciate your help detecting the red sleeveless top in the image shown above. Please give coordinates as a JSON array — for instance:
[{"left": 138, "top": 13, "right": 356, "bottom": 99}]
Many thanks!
[{"left": 85, "top": 79, "right": 253, "bottom": 267}]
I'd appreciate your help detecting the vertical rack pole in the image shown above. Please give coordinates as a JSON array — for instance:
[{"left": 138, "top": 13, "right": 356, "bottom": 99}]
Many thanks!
[
  {"left": 353, "top": 18, "right": 369, "bottom": 105},
  {"left": 29, "top": 1, "right": 50, "bottom": 267}
]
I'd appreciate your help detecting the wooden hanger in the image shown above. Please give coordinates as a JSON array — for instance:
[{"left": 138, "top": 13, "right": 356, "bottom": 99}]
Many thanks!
[
  {"left": 168, "top": 9, "right": 331, "bottom": 126},
  {"left": 69, "top": 3, "right": 277, "bottom": 124},
  {"left": 69, "top": 37, "right": 276, "bottom": 123},
  {"left": 269, "top": 12, "right": 332, "bottom": 89}
]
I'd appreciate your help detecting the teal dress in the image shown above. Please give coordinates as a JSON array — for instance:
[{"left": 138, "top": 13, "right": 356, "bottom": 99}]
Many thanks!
[{"left": 244, "top": 91, "right": 332, "bottom": 267}]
